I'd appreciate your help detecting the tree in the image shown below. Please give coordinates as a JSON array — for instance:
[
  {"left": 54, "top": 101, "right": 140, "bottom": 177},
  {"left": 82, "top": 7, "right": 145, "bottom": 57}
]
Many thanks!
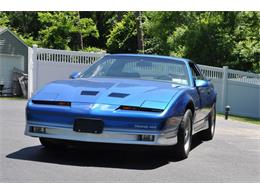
[
  {"left": 0, "top": 12, "right": 39, "bottom": 47},
  {"left": 144, "top": 11, "right": 260, "bottom": 72},
  {"left": 6, "top": 12, "right": 41, "bottom": 38},
  {"left": 106, "top": 12, "right": 138, "bottom": 53},
  {"left": 1, "top": 11, "right": 259, "bottom": 72},
  {"left": 230, "top": 12, "right": 260, "bottom": 72},
  {"left": 79, "top": 11, "right": 119, "bottom": 49},
  {"left": 38, "top": 12, "right": 99, "bottom": 50},
  {"left": 0, "top": 12, "right": 9, "bottom": 27}
]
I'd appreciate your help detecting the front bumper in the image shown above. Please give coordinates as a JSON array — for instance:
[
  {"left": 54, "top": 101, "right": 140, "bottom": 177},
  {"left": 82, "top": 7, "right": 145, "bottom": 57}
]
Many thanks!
[{"left": 25, "top": 121, "right": 178, "bottom": 146}]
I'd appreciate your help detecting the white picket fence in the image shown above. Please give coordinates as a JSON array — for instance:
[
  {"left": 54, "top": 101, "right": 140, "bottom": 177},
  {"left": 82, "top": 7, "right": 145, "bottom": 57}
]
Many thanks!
[
  {"left": 28, "top": 46, "right": 260, "bottom": 119},
  {"left": 28, "top": 45, "right": 106, "bottom": 98},
  {"left": 199, "top": 65, "right": 260, "bottom": 118},
  {"left": 200, "top": 64, "right": 260, "bottom": 85}
]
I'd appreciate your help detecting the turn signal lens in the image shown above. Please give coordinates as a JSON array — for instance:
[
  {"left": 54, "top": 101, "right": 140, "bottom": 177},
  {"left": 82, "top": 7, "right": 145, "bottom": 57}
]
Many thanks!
[
  {"left": 119, "top": 106, "right": 139, "bottom": 111},
  {"left": 57, "top": 101, "right": 71, "bottom": 106},
  {"left": 163, "top": 117, "right": 182, "bottom": 130}
]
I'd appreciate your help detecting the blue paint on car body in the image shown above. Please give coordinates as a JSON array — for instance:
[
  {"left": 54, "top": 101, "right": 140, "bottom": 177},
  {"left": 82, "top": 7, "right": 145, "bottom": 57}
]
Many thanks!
[{"left": 25, "top": 54, "right": 217, "bottom": 147}]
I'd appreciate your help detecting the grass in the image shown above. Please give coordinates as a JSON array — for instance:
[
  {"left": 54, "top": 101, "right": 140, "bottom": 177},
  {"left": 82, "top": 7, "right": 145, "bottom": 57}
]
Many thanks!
[{"left": 217, "top": 113, "right": 260, "bottom": 125}]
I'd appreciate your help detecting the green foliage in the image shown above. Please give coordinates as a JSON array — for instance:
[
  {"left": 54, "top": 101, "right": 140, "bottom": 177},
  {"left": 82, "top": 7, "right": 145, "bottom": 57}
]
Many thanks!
[
  {"left": 37, "top": 12, "right": 99, "bottom": 50},
  {"left": 80, "top": 11, "right": 121, "bottom": 49},
  {"left": 6, "top": 12, "right": 41, "bottom": 37},
  {"left": 144, "top": 11, "right": 260, "bottom": 72},
  {"left": 0, "top": 12, "right": 9, "bottom": 27},
  {"left": 18, "top": 34, "right": 39, "bottom": 47},
  {"left": 167, "top": 25, "right": 188, "bottom": 57},
  {"left": 144, "top": 12, "right": 195, "bottom": 55},
  {"left": 106, "top": 12, "right": 137, "bottom": 53},
  {"left": 0, "top": 12, "right": 41, "bottom": 47},
  {"left": 179, "top": 12, "right": 231, "bottom": 66},
  {"left": 1, "top": 11, "right": 259, "bottom": 73},
  {"left": 82, "top": 46, "right": 105, "bottom": 53},
  {"left": 231, "top": 12, "right": 260, "bottom": 72}
]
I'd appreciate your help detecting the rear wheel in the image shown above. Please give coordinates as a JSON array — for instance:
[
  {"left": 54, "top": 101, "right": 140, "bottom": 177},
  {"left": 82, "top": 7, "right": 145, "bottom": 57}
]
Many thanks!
[
  {"left": 200, "top": 104, "right": 216, "bottom": 141},
  {"left": 39, "top": 138, "right": 67, "bottom": 150},
  {"left": 174, "top": 109, "right": 193, "bottom": 159}
]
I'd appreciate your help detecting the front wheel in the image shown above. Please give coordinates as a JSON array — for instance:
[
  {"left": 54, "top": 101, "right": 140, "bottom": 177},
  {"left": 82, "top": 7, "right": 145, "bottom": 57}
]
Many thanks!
[{"left": 174, "top": 109, "right": 193, "bottom": 159}]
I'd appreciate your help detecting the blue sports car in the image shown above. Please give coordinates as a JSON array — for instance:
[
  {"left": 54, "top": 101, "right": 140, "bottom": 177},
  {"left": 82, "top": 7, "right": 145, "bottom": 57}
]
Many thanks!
[{"left": 25, "top": 54, "right": 216, "bottom": 159}]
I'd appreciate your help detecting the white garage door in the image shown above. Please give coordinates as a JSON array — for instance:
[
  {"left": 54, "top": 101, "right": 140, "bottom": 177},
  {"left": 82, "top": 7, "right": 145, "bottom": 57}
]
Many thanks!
[{"left": 0, "top": 54, "right": 24, "bottom": 90}]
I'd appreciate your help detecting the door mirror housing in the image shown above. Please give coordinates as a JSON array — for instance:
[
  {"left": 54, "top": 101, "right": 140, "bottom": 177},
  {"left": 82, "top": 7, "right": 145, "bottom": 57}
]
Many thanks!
[
  {"left": 195, "top": 79, "right": 209, "bottom": 87},
  {"left": 69, "top": 71, "right": 81, "bottom": 79}
]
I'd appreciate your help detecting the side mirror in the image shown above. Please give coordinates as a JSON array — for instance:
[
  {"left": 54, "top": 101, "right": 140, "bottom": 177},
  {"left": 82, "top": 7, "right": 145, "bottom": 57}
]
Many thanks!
[
  {"left": 195, "top": 79, "right": 209, "bottom": 87},
  {"left": 69, "top": 71, "right": 81, "bottom": 79}
]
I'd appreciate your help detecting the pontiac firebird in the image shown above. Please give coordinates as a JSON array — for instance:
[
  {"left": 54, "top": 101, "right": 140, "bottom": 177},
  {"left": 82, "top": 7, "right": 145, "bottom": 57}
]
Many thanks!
[{"left": 25, "top": 54, "right": 217, "bottom": 159}]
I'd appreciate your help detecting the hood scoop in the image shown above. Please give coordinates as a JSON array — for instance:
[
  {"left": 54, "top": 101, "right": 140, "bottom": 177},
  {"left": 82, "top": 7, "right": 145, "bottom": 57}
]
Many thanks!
[
  {"left": 81, "top": 90, "right": 99, "bottom": 96},
  {"left": 108, "top": 92, "right": 129, "bottom": 98}
]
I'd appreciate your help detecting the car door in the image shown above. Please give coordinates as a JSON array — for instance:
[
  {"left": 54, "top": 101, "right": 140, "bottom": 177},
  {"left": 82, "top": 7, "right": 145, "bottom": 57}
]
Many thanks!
[{"left": 189, "top": 62, "right": 213, "bottom": 123}]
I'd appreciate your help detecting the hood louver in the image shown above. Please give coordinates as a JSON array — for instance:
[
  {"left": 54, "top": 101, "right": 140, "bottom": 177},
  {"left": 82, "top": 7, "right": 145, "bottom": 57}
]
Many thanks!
[
  {"left": 108, "top": 93, "right": 129, "bottom": 98},
  {"left": 81, "top": 91, "right": 99, "bottom": 96}
]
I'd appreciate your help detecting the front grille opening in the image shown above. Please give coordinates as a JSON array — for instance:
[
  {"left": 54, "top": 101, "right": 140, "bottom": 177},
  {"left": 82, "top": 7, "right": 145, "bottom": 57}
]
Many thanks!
[
  {"left": 32, "top": 100, "right": 71, "bottom": 106},
  {"left": 81, "top": 90, "right": 99, "bottom": 96},
  {"left": 118, "top": 105, "right": 163, "bottom": 113},
  {"left": 109, "top": 93, "right": 129, "bottom": 98}
]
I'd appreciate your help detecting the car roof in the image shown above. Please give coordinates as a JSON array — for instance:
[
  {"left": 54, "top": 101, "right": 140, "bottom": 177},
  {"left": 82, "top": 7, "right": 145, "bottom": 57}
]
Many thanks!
[{"left": 108, "top": 54, "right": 191, "bottom": 64}]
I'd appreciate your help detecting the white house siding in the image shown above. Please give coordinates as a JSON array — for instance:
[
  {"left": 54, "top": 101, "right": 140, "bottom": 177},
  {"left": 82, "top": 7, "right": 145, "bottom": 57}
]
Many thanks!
[{"left": 0, "top": 29, "right": 28, "bottom": 73}]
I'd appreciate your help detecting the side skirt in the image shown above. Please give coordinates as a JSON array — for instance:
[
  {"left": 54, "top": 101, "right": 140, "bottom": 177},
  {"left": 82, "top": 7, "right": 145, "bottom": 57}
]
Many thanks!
[{"left": 192, "top": 116, "right": 209, "bottom": 134}]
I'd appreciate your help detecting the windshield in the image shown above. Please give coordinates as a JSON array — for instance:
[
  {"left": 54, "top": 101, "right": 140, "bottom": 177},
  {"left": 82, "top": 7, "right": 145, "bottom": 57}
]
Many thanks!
[{"left": 80, "top": 55, "right": 190, "bottom": 86}]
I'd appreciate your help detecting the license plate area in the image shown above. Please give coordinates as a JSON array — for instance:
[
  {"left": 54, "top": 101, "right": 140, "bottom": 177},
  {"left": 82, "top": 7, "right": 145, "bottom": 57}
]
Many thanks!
[{"left": 73, "top": 118, "right": 104, "bottom": 134}]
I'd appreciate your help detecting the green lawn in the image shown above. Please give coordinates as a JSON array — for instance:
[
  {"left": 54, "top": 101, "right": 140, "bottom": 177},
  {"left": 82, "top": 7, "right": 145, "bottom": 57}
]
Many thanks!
[{"left": 217, "top": 113, "right": 260, "bottom": 125}]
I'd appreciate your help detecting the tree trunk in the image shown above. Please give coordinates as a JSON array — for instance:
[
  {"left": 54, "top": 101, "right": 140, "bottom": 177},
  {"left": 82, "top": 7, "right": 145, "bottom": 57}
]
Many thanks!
[
  {"left": 79, "top": 32, "right": 84, "bottom": 50},
  {"left": 135, "top": 11, "right": 144, "bottom": 54},
  {"left": 77, "top": 12, "right": 84, "bottom": 50}
]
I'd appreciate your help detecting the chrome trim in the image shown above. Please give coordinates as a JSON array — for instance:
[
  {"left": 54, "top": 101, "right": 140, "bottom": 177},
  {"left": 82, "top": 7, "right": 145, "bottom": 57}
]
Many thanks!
[{"left": 25, "top": 123, "right": 178, "bottom": 146}]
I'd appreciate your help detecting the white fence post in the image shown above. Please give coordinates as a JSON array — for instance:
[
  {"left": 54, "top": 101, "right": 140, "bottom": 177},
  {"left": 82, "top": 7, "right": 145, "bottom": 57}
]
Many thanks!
[
  {"left": 27, "top": 47, "right": 33, "bottom": 98},
  {"left": 31, "top": 44, "right": 38, "bottom": 98},
  {"left": 222, "top": 66, "right": 228, "bottom": 112}
]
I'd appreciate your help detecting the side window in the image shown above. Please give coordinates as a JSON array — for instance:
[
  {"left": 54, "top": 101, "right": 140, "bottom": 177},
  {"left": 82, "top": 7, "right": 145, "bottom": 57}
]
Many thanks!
[{"left": 189, "top": 62, "right": 204, "bottom": 80}]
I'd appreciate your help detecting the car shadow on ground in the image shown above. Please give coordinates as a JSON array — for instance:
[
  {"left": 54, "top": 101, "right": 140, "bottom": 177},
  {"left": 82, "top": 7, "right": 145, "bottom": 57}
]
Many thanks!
[{"left": 6, "top": 134, "right": 203, "bottom": 170}]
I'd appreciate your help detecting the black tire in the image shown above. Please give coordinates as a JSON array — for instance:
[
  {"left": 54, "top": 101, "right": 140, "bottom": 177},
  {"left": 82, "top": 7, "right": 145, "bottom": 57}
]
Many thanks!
[
  {"left": 200, "top": 104, "right": 216, "bottom": 141},
  {"left": 39, "top": 138, "right": 66, "bottom": 150},
  {"left": 174, "top": 109, "right": 193, "bottom": 159}
]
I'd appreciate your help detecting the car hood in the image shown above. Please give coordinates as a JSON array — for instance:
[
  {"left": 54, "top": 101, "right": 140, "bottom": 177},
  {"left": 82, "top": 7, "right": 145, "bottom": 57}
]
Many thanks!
[{"left": 32, "top": 78, "right": 183, "bottom": 110}]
